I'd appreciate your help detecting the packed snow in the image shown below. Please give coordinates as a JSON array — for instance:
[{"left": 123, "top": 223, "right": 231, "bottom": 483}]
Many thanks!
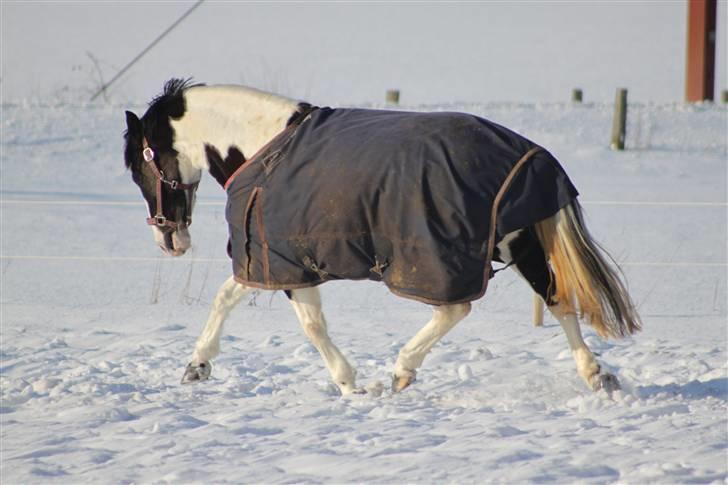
[{"left": 1, "top": 97, "right": 725, "bottom": 483}]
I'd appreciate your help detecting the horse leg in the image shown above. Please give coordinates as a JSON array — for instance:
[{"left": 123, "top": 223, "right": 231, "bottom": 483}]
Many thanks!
[
  {"left": 392, "top": 302, "right": 471, "bottom": 392},
  {"left": 288, "top": 287, "right": 360, "bottom": 395},
  {"left": 181, "top": 275, "right": 253, "bottom": 383},
  {"left": 509, "top": 228, "right": 620, "bottom": 392},
  {"left": 549, "top": 303, "right": 620, "bottom": 392}
]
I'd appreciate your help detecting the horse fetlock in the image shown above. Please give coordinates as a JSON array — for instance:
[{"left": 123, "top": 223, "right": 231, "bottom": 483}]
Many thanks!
[
  {"left": 181, "top": 361, "right": 212, "bottom": 384},
  {"left": 336, "top": 380, "right": 359, "bottom": 395},
  {"left": 570, "top": 348, "right": 620, "bottom": 393},
  {"left": 392, "top": 370, "right": 416, "bottom": 392},
  {"left": 573, "top": 348, "right": 600, "bottom": 380},
  {"left": 329, "top": 366, "right": 357, "bottom": 395},
  {"left": 192, "top": 342, "right": 220, "bottom": 364}
]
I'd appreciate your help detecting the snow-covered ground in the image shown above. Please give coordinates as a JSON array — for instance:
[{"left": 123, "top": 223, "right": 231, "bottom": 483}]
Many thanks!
[{"left": 1, "top": 99, "right": 726, "bottom": 483}]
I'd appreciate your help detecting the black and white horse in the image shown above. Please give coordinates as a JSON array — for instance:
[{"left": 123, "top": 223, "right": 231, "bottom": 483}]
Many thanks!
[{"left": 124, "top": 79, "right": 640, "bottom": 395}]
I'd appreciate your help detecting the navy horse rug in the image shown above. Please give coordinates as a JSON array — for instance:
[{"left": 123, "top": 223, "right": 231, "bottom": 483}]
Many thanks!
[{"left": 224, "top": 107, "right": 578, "bottom": 304}]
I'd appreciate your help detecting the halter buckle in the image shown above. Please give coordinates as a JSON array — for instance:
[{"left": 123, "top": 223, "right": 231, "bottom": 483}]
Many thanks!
[
  {"left": 169, "top": 180, "right": 179, "bottom": 190},
  {"left": 154, "top": 215, "right": 167, "bottom": 226},
  {"left": 143, "top": 147, "right": 155, "bottom": 162}
]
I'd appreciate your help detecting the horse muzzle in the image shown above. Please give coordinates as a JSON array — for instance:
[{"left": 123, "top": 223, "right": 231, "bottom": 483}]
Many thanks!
[{"left": 152, "top": 225, "right": 191, "bottom": 257}]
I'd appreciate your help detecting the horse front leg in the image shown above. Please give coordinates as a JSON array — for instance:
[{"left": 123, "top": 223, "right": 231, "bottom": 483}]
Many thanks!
[
  {"left": 181, "top": 275, "right": 253, "bottom": 383},
  {"left": 392, "top": 302, "right": 471, "bottom": 392},
  {"left": 288, "top": 287, "right": 360, "bottom": 395}
]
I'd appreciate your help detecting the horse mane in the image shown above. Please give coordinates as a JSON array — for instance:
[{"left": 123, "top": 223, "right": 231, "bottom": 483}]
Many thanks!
[
  {"left": 149, "top": 78, "right": 204, "bottom": 108},
  {"left": 145, "top": 78, "right": 205, "bottom": 123}
]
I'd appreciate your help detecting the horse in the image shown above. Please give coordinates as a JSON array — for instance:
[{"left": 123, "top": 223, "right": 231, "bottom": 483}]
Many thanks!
[{"left": 123, "top": 78, "right": 641, "bottom": 396}]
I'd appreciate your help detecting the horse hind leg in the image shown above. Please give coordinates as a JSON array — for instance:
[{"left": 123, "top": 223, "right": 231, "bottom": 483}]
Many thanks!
[
  {"left": 550, "top": 303, "right": 620, "bottom": 392},
  {"left": 392, "top": 302, "right": 471, "bottom": 392},
  {"left": 506, "top": 228, "right": 619, "bottom": 393},
  {"left": 288, "top": 287, "right": 360, "bottom": 395}
]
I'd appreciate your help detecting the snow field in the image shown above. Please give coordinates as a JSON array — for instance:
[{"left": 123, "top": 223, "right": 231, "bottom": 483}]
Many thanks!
[{"left": 1, "top": 101, "right": 726, "bottom": 483}]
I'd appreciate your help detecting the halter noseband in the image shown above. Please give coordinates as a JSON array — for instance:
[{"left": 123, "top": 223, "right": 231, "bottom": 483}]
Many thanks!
[{"left": 142, "top": 138, "right": 199, "bottom": 230}]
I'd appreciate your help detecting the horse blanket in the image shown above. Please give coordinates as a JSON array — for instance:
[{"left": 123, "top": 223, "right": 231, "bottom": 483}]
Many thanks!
[{"left": 225, "top": 107, "right": 577, "bottom": 304}]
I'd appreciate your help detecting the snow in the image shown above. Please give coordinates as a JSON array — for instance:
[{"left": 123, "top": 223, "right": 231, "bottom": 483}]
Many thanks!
[
  {"left": 1, "top": 98, "right": 726, "bottom": 483},
  {"left": 1, "top": 4, "right": 727, "bottom": 479}
]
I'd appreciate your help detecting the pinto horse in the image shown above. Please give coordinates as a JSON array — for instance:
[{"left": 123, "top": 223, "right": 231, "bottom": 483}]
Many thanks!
[{"left": 124, "top": 79, "right": 640, "bottom": 395}]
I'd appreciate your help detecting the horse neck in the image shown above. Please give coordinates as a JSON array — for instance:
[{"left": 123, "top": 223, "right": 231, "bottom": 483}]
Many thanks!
[{"left": 170, "top": 86, "right": 301, "bottom": 185}]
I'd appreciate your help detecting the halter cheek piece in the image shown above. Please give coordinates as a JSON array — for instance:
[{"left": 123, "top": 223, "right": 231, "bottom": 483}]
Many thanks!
[{"left": 142, "top": 139, "right": 199, "bottom": 230}]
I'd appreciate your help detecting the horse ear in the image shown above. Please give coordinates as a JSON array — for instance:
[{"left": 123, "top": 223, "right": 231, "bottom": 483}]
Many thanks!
[
  {"left": 125, "top": 111, "right": 142, "bottom": 139},
  {"left": 124, "top": 111, "right": 144, "bottom": 169}
]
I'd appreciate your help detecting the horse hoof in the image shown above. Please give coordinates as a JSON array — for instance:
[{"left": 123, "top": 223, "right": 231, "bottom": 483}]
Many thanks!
[
  {"left": 392, "top": 373, "right": 416, "bottom": 393},
  {"left": 181, "top": 362, "right": 212, "bottom": 384},
  {"left": 593, "top": 372, "right": 620, "bottom": 393}
]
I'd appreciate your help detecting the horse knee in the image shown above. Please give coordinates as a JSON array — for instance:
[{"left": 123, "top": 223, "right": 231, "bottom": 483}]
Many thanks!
[{"left": 302, "top": 320, "right": 327, "bottom": 342}]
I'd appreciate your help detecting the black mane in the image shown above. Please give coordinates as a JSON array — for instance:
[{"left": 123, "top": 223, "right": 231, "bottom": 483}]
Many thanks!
[
  {"left": 149, "top": 78, "right": 203, "bottom": 109},
  {"left": 146, "top": 78, "right": 204, "bottom": 125}
]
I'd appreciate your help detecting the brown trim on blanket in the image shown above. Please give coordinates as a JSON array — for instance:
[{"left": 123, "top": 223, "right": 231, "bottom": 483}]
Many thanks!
[
  {"left": 385, "top": 146, "right": 544, "bottom": 306},
  {"left": 477, "top": 146, "right": 543, "bottom": 300},
  {"left": 241, "top": 187, "right": 260, "bottom": 280},
  {"left": 231, "top": 146, "right": 545, "bottom": 306},
  {"left": 255, "top": 188, "right": 271, "bottom": 285}
]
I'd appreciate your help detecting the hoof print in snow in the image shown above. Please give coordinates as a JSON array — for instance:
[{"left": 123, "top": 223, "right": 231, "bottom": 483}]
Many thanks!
[{"left": 181, "top": 362, "right": 212, "bottom": 384}]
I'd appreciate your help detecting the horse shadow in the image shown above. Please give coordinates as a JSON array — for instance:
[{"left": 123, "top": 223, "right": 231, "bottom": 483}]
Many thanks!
[{"left": 634, "top": 377, "right": 727, "bottom": 401}]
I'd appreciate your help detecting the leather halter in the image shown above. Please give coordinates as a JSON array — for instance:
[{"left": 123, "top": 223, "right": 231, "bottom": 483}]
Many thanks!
[{"left": 142, "top": 138, "right": 199, "bottom": 230}]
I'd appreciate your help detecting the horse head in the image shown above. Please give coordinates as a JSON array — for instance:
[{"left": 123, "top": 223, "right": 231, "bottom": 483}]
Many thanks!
[{"left": 124, "top": 79, "right": 202, "bottom": 257}]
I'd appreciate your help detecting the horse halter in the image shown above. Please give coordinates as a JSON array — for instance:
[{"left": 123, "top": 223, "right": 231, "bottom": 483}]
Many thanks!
[{"left": 142, "top": 138, "right": 199, "bottom": 230}]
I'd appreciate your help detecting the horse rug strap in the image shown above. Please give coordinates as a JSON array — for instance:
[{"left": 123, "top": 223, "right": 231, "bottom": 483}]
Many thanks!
[{"left": 225, "top": 108, "right": 578, "bottom": 305}]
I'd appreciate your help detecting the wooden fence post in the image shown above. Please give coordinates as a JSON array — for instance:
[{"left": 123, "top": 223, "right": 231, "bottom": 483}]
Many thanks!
[
  {"left": 610, "top": 88, "right": 628, "bottom": 150},
  {"left": 572, "top": 88, "right": 583, "bottom": 103},
  {"left": 386, "top": 89, "right": 400, "bottom": 105},
  {"left": 685, "top": 0, "right": 717, "bottom": 102}
]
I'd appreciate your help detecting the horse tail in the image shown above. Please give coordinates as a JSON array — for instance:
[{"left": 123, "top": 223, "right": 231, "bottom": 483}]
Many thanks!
[{"left": 533, "top": 200, "right": 642, "bottom": 338}]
